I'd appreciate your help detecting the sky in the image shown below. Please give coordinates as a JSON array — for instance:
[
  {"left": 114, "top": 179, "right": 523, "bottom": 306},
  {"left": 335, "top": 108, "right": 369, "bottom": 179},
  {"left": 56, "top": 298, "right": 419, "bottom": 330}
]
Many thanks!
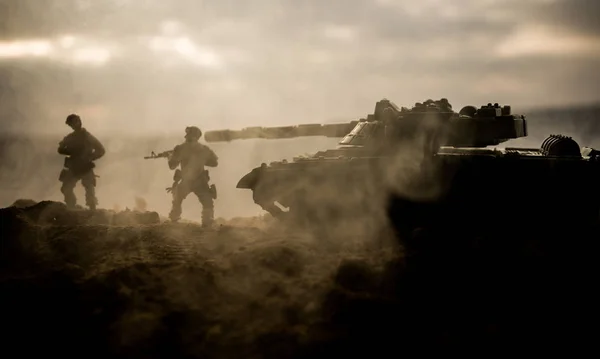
[{"left": 1, "top": 0, "right": 599, "bottom": 135}]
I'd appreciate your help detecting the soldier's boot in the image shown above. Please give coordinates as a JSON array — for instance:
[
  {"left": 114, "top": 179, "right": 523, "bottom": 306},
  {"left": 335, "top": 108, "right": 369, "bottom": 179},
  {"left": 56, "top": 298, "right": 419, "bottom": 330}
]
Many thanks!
[
  {"left": 196, "top": 190, "right": 215, "bottom": 227},
  {"left": 81, "top": 173, "right": 98, "bottom": 211},
  {"left": 169, "top": 208, "right": 181, "bottom": 223},
  {"left": 201, "top": 207, "right": 214, "bottom": 228},
  {"left": 84, "top": 188, "right": 98, "bottom": 211},
  {"left": 169, "top": 202, "right": 183, "bottom": 223},
  {"left": 169, "top": 188, "right": 189, "bottom": 223},
  {"left": 60, "top": 184, "right": 77, "bottom": 209}
]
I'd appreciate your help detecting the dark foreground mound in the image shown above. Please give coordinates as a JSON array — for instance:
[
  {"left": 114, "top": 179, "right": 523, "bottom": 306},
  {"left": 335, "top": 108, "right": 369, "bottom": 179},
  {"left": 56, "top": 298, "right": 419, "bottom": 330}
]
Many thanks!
[
  {"left": 1, "top": 201, "right": 599, "bottom": 358},
  {"left": 0, "top": 202, "right": 394, "bottom": 358},
  {"left": 6, "top": 199, "right": 161, "bottom": 226}
]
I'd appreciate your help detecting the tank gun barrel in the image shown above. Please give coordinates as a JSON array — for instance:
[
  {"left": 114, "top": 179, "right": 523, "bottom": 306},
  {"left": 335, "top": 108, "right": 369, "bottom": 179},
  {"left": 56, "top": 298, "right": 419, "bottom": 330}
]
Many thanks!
[{"left": 204, "top": 122, "right": 359, "bottom": 142}]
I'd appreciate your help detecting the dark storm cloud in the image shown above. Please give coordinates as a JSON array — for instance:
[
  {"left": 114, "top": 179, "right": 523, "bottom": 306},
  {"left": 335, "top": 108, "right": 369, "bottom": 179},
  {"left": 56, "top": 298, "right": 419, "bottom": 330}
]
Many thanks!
[
  {"left": 0, "top": 0, "right": 599, "bottom": 134},
  {"left": 1, "top": 0, "right": 597, "bottom": 40},
  {"left": 0, "top": 0, "right": 515, "bottom": 40},
  {"left": 0, "top": 0, "right": 157, "bottom": 38},
  {"left": 532, "top": 0, "right": 600, "bottom": 36}
]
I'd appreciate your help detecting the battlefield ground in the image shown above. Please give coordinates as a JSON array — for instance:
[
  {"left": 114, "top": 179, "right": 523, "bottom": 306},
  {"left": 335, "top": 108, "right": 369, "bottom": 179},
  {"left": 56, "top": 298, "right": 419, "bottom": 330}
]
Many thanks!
[{"left": 1, "top": 104, "right": 599, "bottom": 358}]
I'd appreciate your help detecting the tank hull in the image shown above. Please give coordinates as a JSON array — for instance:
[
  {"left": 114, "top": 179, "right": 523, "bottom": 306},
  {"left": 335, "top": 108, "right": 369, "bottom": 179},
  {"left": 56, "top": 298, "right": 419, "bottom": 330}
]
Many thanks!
[
  {"left": 238, "top": 145, "right": 600, "bottom": 237},
  {"left": 238, "top": 155, "right": 388, "bottom": 223}
]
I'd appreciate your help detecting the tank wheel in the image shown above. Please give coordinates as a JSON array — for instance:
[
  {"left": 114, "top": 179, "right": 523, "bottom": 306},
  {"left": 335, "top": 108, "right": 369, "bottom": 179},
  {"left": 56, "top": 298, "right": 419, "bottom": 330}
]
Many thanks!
[{"left": 459, "top": 105, "right": 477, "bottom": 117}]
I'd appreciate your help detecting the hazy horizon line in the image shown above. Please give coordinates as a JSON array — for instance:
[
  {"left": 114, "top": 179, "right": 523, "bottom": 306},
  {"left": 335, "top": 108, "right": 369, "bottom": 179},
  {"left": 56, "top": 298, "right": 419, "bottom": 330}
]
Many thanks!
[{"left": 3, "top": 99, "right": 599, "bottom": 138}]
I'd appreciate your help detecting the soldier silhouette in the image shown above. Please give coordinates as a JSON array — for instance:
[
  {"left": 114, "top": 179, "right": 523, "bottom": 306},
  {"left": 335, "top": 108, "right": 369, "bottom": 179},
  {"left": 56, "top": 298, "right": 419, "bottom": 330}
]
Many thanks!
[
  {"left": 57, "top": 114, "right": 105, "bottom": 210},
  {"left": 167, "top": 126, "right": 218, "bottom": 227}
]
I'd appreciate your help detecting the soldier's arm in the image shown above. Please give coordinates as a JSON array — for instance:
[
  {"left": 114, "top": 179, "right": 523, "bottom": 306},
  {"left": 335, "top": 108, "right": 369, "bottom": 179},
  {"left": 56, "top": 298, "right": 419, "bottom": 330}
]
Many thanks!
[
  {"left": 204, "top": 146, "right": 218, "bottom": 167},
  {"left": 168, "top": 145, "right": 182, "bottom": 170},
  {"left": 88, "top": 134, "right": 106, "bottom": 160},
  {"left": 57, "top": 139, "right": 69, "bottom": 155}
]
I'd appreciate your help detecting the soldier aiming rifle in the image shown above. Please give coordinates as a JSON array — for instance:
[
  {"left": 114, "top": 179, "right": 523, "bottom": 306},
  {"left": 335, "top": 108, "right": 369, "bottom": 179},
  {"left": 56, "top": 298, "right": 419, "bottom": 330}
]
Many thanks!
[{"left": 144, "top": 126, "right": 218, "bottom": 227}]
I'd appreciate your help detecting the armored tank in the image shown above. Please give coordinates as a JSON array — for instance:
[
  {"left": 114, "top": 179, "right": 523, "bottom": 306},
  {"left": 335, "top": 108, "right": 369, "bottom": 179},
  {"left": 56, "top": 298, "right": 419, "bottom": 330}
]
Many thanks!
[{"left": 205, "top": 99, "right": 600, "bottom": 237}]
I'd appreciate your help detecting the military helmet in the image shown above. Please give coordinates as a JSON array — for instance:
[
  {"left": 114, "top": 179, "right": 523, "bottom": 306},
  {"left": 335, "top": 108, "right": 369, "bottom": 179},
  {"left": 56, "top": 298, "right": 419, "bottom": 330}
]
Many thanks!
[
  {"left": 185, "top": 126, "right": 202, "bottom": 140},
  {"left": 65, "top": 114, "right": 81, "bottom": 126}
]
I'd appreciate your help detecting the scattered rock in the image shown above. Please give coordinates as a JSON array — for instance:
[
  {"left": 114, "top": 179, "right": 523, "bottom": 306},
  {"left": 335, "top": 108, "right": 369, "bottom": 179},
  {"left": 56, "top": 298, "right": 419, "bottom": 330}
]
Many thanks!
[{"left": 10, "top": 198, "right": 38, "bottom": 208}]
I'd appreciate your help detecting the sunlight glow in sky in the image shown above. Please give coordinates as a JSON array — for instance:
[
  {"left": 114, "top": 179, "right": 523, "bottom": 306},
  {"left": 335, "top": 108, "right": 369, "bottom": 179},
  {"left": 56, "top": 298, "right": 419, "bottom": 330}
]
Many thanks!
[
  {"left": 0, "top": 36, "right": 113, "bottom": 65},
  {"left": 147, "top": 36, "right": 222, "bottom": 68},
  {"left": 0, "top": 40, "right": 53, "bottom": 58},
  {"left": 495, "top": 25, "right": 600, "bottom": 58},
  {"left": 2, "top": 23, "right": 595, "bottom": 68},
  {"left": 0, "top": 30, "right": 222, "bottom": 69}
]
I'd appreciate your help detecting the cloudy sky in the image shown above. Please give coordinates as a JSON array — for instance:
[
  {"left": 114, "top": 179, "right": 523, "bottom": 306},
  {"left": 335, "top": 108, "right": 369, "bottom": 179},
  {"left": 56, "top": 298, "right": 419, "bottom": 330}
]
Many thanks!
[{"left": 1, "top": 0, "right": 599, "bottom": 135}]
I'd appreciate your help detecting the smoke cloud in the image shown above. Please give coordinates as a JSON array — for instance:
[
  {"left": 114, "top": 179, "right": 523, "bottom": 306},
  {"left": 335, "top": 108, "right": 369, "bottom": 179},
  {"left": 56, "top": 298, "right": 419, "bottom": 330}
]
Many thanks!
[{"left": 0, "top": 0, "right": 599, "bottom": 220}]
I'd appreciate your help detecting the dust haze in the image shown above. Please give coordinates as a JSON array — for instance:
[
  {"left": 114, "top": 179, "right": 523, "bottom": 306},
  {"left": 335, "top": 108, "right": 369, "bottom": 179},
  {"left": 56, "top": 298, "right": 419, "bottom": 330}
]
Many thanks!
[
  {"left": 2, "top": 1, "right": 600, "bottom": 357},
  {"left": 1, "top": 0, "right": 599, "bottom": 219},
  {"left": 0, "top": 133, "right": 344, "bottom": 219},
  {"left": 1, "top": 0, "right": 599, "bottom": 211},
  {"left": 1, "top": 107, "right": 599, "bottom": 222}
]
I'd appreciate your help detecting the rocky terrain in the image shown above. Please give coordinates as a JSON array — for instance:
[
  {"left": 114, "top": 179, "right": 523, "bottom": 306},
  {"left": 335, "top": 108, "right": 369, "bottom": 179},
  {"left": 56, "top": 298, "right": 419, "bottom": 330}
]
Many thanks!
[
  {"left": 2, "top": 200, "right": 598, "bottom": 358},
  {"left": 1, "top": 201, "right": 400, "bottom": 358}
]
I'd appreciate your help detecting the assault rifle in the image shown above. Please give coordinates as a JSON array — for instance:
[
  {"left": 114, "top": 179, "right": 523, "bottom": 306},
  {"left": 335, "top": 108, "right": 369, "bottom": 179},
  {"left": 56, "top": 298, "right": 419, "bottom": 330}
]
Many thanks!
[
  {"left": 145, "top": 151, "right": 218, "bottom": 199},
  {"left": 144, "top": 150, "right": 176, "bottom": 193},
  {"left": 144, "top": 150, "right": 173, "bottom": 159}
]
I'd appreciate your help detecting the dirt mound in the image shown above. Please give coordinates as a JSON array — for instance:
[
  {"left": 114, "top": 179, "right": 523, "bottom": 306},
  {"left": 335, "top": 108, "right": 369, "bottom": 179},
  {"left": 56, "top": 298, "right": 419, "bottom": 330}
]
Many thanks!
[
  {"left": 10, "top": 198, "right": 38, "bottom": 208},
  {"left": 0, "top": 203, "right": 395, "bottom": 358},
  {"left": 5, "top": 200, "right": 161, "bottom": 226},
  {"left": 1, "top": 201, "right": 598, "bottom": 357}
]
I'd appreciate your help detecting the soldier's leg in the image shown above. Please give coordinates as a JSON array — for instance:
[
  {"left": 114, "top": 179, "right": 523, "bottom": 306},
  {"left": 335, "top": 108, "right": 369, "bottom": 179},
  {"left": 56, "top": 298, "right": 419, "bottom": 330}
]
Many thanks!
[
  {"left": 81, "top": 171, "right": 98, "bottom": 210},
  {"left": 169, "top": 184, "right": 191, "bottom": 222},
  {"left": 194, "top": 188, "right": 214, "bottom": 227},
  {"left": 59, "top": 170, "right": 78, "bottom": 208}
]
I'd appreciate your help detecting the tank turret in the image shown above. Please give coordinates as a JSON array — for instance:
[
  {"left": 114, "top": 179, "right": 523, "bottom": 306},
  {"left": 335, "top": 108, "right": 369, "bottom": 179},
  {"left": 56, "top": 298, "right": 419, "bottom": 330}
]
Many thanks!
[
  {"left": 444, "top": 102, "right": 527, "bottom": 147},
  {"left": 364, "top": 99, "right": 528, "bottom": 148},
  {"left": 204, "top": 99, "right": 527, "bottom": 150},
  {"left": 204, "top": 121, "right": 359, "bottom": 142}
]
